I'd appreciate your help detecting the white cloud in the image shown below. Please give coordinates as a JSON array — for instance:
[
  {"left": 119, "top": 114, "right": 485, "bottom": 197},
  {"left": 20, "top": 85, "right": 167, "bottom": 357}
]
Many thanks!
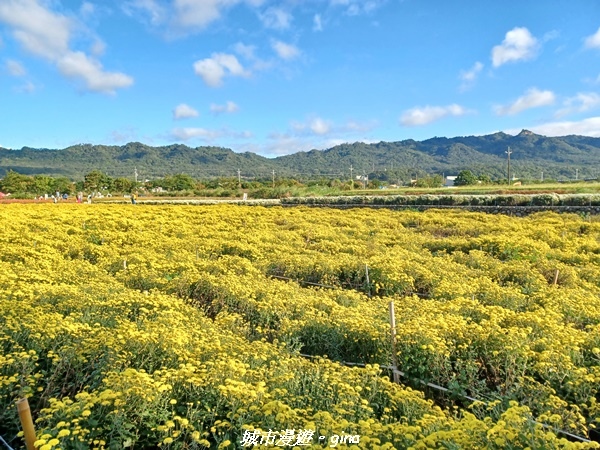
[
  {"left": 310, "top": 117, "right": 331, "bottom": 135},
  {"left": 555, "top": 93, "right": 600, "bottom": 118},
  {"left": 0, "top": 0, "right": 133, "bottom": 94},
  {"left": 171, "top": 127, "right": 252, "bottom": 141},
  {"left": 330, "top": 0, "right": 384, "bottom": 16},
  {"left": 5, "top": 59, "right": 26, "bottom": 76},
  {"left": 584, "top": 27, "right": 600, "bottom": 49},
  {"left": 56, "top": 51, "right": 133, "bottom": 94},
  {"left": 272, "top": 40, "right": 300, "bottom": 60},
  {"left": 14, "top": 80, "right": 37, "bottom": 93},
  {"left": 210, "top": 101, "right": 239, "bottom": 114},
  {"left": 233, "top": 42, "right": 256, "bottom": 60},
  {"left": 172, "top": 127, "right": 222, "bottom": 141},
  {"left": 259, "top": 7, "right": 292, "bottom": 30},
  {"left": 126, "top": 0, "right": 266, "bottom": 33},
  {"left": 162, "top": 0, "right": 263, "bottom": 33},
  {"left": 491, "top": 27, "right": 539, "bottom": 67},
  {"left": 459, "top": 61, "right": 483, "bottom": 91},
  {"left": 542, "top": 29, "right": 559, "bottom": 43},
  {"left": 264, "top": 133, "right": 309, "bottom": 156},
  {"left": 313, "top": 14, "right": 323, "bottom": 31},
  {"left": 123, "top": 0, "right": 165, "bottom": 25},
  {"left": 508, "top": 117, "right": 600, "bottom": 137},
  {"left": 263, "top": 116, "right": 378, "bottom": 156},
  {"left": 495, "top": 88, "right": 555, "bottom": 116},
  {"left": 80, "top": 2, "right": 95, "bottom": 17},
  {"left": 400, "top": 104, "right": 469, "bottom": 126},
  {"left": 193, "top": 53, "right": 249, "bottom": 87},
  {"left": 0, "top": 0, "right": 71, "bottom": 59},
  {"left": 286, "top": 116, "right": 377, "bottom": 148},
  {"left": 173, "top": 0, "right": 225, "bottom": 29},
  {"left": 91, "top": 39, "right": 106, "bottom": 56},
  {"left": 291, "top": 117, "right": 332, "bottom": 136},
  {"left": 173, "top": 103, "right": 199, "bottom": 119}
]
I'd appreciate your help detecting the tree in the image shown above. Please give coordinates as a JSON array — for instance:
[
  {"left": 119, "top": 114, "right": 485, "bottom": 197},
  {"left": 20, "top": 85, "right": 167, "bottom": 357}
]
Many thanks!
[
  {"left": 84, "top": 170, "right": 111, "bottom": 192},
  {"left": 415, "top": 175, "right": 443, "bottom": 188},
  {"left": 51, "top": 177, "right": 75, "bottom": 194},
  {"left": 454, "top": 170, "right": 478, "bottom": 186},
  {"left": 0, "top": 170, "right": 31, "bottom": 193},
  {"left": 32, "top": 175, "right": 53, "bottom": 195},
  {"left": 477, "top": 174, "right": 492, "bottom": 184},
  {"left": 162, "top": 174, "right": 196, "bottom": 191},
  {"left": 113, "top": 177, "right": 134, "bottom": 193}
]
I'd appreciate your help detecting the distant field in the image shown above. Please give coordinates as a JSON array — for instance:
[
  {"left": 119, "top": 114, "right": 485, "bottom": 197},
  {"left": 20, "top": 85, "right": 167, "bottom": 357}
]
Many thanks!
[{"left": 1, "top": 205, "right": 599, "bottom": 449}]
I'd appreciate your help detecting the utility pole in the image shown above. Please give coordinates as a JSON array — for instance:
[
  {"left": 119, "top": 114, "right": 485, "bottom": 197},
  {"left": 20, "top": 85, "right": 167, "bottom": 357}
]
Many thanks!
[
  {"left": 541, "top": 171, "right": 544, "bottom": 182},
  {"left": 350, "top": 165, "right": 354, "bottom": 190},
  {"left": 272, "top": 169, "right": 275, "bottom": 188},
  {"left": 134, "top": 166, "right": 138, "bottom": 184},
  {"left": 576, "top": 168, "right": 579, "bottom": 181},
  {"left": 237, "top": 168, "right": 241, "bottom": 188},
  {"left": 505, "top": 146, "right": 512, "bottom": 185}
]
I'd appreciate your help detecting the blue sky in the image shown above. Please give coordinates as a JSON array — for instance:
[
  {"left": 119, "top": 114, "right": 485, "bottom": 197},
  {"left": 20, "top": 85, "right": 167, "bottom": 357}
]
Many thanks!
[{"left": 1, "top": 0, "right": 600, "bottom": 156}]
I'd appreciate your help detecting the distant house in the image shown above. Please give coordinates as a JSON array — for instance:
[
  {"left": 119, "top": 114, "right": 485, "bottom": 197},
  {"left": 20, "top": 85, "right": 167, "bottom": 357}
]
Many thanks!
[{"left": 444, "top": 176, "right": 457, "bottom": 187}]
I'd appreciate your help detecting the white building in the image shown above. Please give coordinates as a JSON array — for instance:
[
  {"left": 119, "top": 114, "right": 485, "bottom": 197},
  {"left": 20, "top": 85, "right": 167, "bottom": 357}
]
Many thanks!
[{"left": 444, "top": 176, "right": 457, "bottom": 187}]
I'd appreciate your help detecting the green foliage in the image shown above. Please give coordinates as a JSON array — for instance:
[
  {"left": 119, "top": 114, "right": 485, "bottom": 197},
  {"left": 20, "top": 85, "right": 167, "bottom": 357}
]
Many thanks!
[
  {"left": 2, "top": 131, "right": 600, "bottom": 180},
  {"left": 415, "top": 175, "right": 443, "bottom": 188},
  {"left": 0, "top": 170, "right": 30, "bottom": 193},
  {"left": 112, "top": 177, "right": 134, "bottom": 193},
  {"left": 84, "top": 170, "right": 111, "bottom": 191},
  {"left": 454, "top": 170, "right": 478, "bottom": 186}
]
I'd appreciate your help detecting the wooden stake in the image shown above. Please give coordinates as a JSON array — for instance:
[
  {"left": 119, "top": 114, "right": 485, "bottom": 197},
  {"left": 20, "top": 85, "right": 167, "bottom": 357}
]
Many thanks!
[
  {"left": 365, "top": 264, "right": 371, "bottom": 297},
  {"left": 16, "top": 398, "right": 36, "bottom": 450},
  {"left": 553, "top": 269, "right": 559, "bottom": 285},
  {"left": 123, "top": 259, "right": 127, "bottom": 270},
  {"left": 388, "top": 301, "right": 400, "bottom": 383}
]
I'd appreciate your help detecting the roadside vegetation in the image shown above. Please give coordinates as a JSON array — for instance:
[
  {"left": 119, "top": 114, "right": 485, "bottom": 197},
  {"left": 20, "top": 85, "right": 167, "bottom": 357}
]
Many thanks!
[{"left": 3, "top": 169, "right": 600, "bottom": 202}]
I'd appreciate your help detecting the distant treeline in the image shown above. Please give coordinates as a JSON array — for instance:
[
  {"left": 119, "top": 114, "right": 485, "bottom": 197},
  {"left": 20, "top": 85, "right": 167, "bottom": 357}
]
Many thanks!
[
  {"left": 0, "top": 168, "right": 568, "bottom": 200},
  {"left": 0, "top": 169, "right": 370, "bottom": 198}
]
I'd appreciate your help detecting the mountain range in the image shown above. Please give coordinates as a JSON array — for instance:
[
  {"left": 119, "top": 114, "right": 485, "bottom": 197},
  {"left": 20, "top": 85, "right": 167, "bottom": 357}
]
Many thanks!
[{"left": 2, "top": 130, "right": 600, "bottom": 181}]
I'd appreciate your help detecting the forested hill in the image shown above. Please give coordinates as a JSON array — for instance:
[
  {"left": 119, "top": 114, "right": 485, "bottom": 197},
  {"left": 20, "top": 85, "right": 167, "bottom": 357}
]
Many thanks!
[{"left": 2, "top": 130, "right": 600, "bottom": 180}]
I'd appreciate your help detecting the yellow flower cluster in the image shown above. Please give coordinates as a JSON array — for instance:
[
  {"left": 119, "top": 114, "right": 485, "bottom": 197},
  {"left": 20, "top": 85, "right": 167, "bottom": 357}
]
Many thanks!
[{"left": 0, "top": 204, "right": 599, "bottom": 449}]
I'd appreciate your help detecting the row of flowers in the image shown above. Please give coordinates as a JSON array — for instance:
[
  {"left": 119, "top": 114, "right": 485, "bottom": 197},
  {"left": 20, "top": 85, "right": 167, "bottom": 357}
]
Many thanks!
[{"left": 0, "top": 204, "right": 599, "bottom": 448}]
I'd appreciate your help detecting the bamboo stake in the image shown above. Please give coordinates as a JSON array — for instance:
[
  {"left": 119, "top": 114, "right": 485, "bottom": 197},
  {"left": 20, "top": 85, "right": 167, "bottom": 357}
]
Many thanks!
[
  {"left": 553, "top": 269, "right": 559, "bottom": 285},
  {"left": 16, "top": 398, "right": 36, "bottom": 450},
  {"left": 388, "top": 301, "right": 400, "bottom": 383},
  {"left": 365, "top": 264, "right": 371, "bottom": 298}
]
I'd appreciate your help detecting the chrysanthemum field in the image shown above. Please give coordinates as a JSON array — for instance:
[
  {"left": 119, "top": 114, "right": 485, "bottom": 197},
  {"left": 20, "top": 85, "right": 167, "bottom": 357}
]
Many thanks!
[{"left": 1, "top": 204, "right": 599, "bottom": 449}]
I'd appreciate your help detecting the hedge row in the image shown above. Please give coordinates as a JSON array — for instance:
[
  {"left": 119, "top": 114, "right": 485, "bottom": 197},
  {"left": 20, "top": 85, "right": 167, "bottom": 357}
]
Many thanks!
[{"left": 281, "top": 193, "right": 600, "bottom": 207}]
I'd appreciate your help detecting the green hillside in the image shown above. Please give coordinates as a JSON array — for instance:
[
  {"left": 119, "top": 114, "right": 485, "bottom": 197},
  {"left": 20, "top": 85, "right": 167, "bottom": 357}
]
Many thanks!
[{"left": 2, "top": 130, "right": 600, "bottom": 180}]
